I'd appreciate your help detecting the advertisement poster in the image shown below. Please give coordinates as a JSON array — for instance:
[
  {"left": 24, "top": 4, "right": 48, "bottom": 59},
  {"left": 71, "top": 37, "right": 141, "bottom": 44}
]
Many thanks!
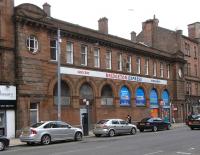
[
  {"left": 150, "top": 89, "right": 158, "bottom": 108},
  {"left": 120, "top": 86, "right": 130, "bottom": 106},
  {"left": 136, "top": 87, "right": 145, "bottom": 106}
]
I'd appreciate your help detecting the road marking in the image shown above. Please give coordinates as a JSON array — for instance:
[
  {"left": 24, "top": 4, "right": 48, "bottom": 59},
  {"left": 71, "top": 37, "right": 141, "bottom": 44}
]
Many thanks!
[
  {"left": 176, "top": 152, "right": 191, "bottom": 155},
  {"left": 143, "top": 150, "right": 163, "bottom": 155},
  {"left": 188, "top": 147, "right": 195, "bottom": 150}
]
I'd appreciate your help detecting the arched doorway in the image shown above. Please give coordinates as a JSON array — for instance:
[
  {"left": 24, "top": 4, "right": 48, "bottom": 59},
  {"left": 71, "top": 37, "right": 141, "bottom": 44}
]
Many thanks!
[{"left": 79, "top": 83, "right": 94, "bottom": 135}]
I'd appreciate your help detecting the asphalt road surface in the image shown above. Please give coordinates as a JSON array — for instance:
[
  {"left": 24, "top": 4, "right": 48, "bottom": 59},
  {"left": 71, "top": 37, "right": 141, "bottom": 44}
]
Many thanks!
[{"left": 2, "top": 126, "right": 200, "bottom": 155}]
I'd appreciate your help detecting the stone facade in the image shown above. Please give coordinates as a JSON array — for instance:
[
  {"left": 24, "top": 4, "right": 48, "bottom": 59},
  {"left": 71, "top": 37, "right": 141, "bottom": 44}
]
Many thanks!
[{"left": 1, "top": 0, "right": 195, "bottom": 137}]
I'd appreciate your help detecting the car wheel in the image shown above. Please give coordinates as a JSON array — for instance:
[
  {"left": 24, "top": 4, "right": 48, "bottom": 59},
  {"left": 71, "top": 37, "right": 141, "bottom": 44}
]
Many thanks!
[
  {"left": 139, "top": 129, "right": 144, "bottom": 132},
  {"left": 130, "top": 128, "right": 137, "bottom": 135},
  {"left": 108, "top": 130, "right": 115, "bottom": 137},
  {"left": 0, "top": 141, "right": 5, "bottom": 151},
  {"left": 74, "top": 132, "right": 83, "bottom": 141},
  {"left": 41, "top": 135, "right": 51, "bottom": 145},
  {"left": 95, "top": 134, "right": 101, "bottom": 137},
  {"left": 166, "top": 124, "right": 171, "bottom": 130},
  {"left": 152, "top": 126, "right": 158, "bottom": 132}
]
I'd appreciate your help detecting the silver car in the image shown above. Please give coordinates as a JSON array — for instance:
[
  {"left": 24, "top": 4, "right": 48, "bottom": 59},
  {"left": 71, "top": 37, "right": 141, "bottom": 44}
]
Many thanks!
[
  {"left": 93, "top": 119, "right": 137, "bottom": 137},
  {"left": 20, "top": 121, "right": 83, "bottom": 145}
]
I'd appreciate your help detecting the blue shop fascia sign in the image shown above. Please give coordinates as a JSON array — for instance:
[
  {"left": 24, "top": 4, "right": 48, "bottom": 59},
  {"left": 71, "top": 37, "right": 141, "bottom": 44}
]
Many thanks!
[{"left": 120, "top": 86, "right": 131, "bottom": 106}]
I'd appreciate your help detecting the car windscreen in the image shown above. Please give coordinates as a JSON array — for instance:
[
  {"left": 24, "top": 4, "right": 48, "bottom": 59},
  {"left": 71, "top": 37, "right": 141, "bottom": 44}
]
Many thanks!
[
  {"left": 97, "top": 120, "right": 109, "bottom": 124},
  {"left": 31, "top": 122, "right": 44, "bottom": 128}
]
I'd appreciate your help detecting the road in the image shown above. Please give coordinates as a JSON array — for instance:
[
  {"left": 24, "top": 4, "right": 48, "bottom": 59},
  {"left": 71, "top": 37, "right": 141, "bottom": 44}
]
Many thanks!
[{"left": 2, "top": 126, "right": 200, "bottom": 155}]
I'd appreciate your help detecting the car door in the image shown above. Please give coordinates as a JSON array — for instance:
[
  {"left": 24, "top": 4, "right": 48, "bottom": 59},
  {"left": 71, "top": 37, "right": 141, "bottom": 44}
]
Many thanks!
[
  {"left": 44, "top": 122, "right": 60, "bottom": 141},
  {"left": 111, "top": 120, "right": 121, "bottom": 134},
  {"left": 57, "top": 121, "right": 75, "bottom": 140},
  {"left": 119, "top": 120, "right": 130, "bottom": 133},
  {"left": 154, "top": 118, "right": 163, "bottom": 130}
]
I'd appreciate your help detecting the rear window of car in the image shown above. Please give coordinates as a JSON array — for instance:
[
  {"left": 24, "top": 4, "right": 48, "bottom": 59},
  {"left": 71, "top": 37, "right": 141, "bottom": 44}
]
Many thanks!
[
  {"left": 141, "top": 118, "right": 151, "bottom": 122},
  {"left": 97, "top": 120, "right": 109, "bottom": 124},
  {"left": 31, "top": 122, "right": 44, "bottom": 128}
]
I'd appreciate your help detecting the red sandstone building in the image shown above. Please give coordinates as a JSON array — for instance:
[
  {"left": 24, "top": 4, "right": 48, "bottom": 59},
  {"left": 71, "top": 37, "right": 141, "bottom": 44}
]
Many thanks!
[{"left": 0, "top": 0, "right": 199, "bottom": 138}]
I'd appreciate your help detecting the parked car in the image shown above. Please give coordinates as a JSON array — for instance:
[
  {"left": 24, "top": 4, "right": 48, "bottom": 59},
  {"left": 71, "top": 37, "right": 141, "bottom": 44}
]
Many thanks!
[
  {"left": 0, "top": 136, "right": 9, "bottom": 151},
  {"left": 137, "top": 117, "right": 171, "bottom": 132},
  {"left": 186, "top": 114, "right": 200, "bottom": 130},
  {"left": 93, "top": 118, "right": 137, "bottom": 137},
  {"left": 20, "top": 121, "right": 83, "bottom": 145}
]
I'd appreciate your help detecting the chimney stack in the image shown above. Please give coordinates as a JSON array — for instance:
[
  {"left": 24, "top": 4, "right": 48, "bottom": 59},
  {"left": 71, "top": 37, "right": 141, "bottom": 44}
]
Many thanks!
[
  {"left": 130, "top": 31, "right": 136, "bottom": 42},
  {"left": 176, "top": 30, "right": 183, "bottom": 35},
  {"left": 43, "top": 3, "right": 51, "bottom": 17},
  {"left": 98, "top": 17, "right": 108, "bottom": 34},
  {"left": 188, "top": 22, "right": 200, "bottom": 42}
]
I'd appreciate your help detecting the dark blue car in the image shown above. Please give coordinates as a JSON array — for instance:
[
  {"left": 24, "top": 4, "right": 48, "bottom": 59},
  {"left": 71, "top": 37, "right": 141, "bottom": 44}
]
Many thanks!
[{"left": 137, "top": 117, "right": 171, "bottom": 132}]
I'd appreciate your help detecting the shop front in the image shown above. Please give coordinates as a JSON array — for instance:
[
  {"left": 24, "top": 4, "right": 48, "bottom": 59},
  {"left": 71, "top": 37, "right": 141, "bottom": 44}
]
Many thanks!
[
  {"left": 0, "top": 85, "right": 16, "bottom": 138},
  {"left": 161, "top": 90, "right": 170, "bottom": 122}
]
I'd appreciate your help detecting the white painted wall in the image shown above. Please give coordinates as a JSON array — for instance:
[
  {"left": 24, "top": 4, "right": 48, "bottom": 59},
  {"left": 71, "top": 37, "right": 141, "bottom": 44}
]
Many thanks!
[{"left": 6, "top": 110, "right": 15, "bottom": 138}]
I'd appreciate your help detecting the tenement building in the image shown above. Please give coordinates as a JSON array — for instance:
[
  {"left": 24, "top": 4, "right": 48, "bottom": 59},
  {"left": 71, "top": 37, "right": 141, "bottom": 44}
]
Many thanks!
[
  {"left": 0, "top": 0, "right": 16, "bottom": 138},
  {"left": 1, "top": 0, "right": 197, "bottom": 137},
  {"left": 137, "top": 16, "right": 200, "bottom": 121}
]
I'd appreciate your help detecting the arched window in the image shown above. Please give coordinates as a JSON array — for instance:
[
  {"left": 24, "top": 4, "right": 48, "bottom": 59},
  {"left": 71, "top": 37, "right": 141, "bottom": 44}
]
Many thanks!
[
  {"left": 101, "top": 84, "right": 113, "bottom": 105},
  {"left": 54, "top": 81, "right": 70, "bottom": 105},
  {"left": 80, "top": 83, "right": 93, "bottom": 100},
  {"left": 120, "top": 86, "right": 131, "bottom": 106},
  {"left": 135, "top": 87, "right": 145, "bottom": 106},
  {"left": 150, "top": 88, "right": 158, "bottom": 108},
  {"left": 162, "top": 90, "right": 170, "bottom": 108}
]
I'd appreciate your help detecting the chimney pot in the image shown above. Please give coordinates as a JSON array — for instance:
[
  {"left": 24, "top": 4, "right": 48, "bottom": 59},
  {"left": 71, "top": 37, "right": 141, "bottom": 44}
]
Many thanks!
[
  {"left": 43, "top": 3, "right": 51, "bottom": 17},
  {"left": 130, "top": 31, "right": 136, "bottom": 42},
  {"left": 98, "top": 17, "right": 108, "bottom": 34}
]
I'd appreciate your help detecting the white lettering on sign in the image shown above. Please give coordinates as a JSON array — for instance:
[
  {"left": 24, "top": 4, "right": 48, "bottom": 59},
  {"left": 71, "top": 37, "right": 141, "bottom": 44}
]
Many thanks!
[
  {"left": 61, "top": 67, "right": 167, "bottom": 85},
  {"left": 0, "top": 86, "right": 16, "bottom": 100}
]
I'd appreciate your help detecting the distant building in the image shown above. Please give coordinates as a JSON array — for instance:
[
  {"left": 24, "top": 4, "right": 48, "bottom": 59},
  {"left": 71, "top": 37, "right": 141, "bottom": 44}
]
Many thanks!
[{"left": 137, "top": 16, "right": 200, "bottom": 122}]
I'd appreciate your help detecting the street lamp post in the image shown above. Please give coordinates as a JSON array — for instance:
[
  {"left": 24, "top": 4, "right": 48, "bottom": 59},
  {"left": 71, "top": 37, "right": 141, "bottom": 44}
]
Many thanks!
[{"left": 57, "top": 29, "right": 62, "bottom": 121}]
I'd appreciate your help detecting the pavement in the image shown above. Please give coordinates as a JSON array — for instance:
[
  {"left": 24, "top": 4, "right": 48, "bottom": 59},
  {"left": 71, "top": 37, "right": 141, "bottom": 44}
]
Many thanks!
[{"left": 9, "top": 123, "right": 186, "bottom": 147}]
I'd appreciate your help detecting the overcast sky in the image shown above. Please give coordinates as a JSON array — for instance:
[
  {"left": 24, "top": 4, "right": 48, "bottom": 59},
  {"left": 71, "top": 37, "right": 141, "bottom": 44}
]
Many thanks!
[{"left": 15, "top": 0, "right": 200, "bottom": 40}]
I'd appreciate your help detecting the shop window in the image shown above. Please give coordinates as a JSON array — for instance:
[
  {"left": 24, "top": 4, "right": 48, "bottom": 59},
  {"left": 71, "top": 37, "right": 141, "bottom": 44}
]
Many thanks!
[
  {"left": 54, "top": 81, "right": 70, "bottom": 105},
  {"left": 119, "top": 86, "right": 131, "bottom": 106},
  {"left": 135, "top": 87, "right": 145, "bottom": 106},
  {"left": 80, "top": 83, "right": 93, "bottom": 100},
  {"left": 150, "top": 88, "right": 158, "bottom": 108},
  {"left": 161, "top": 90, "right": 170, "bottom": 107},
  {"left": 101, "top": 84, "right": 113, "bottom": 105},
  {"left": 26, "top": 35, "right": 38, "bottom": 54}
]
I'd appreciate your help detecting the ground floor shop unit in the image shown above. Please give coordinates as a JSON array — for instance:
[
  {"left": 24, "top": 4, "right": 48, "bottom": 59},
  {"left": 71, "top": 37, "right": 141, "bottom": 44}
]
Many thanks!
[
  {"left": 16, "top": 67, "right": 183, "bottom": 135},
  {"left": 0, "top": 85, "right": 16, "bottom": 138}
]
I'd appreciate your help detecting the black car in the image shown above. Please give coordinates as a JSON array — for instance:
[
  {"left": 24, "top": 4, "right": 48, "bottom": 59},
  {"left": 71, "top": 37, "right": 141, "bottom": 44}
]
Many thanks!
[
  {"left": 0, "top": 136, "right": 9, "bottom": 151},
  {"left": 186, "top": 114, "right": 200, "bottom": 130},
  {"left": 137, "top": 117, "right": 171, "bottom": 132}
]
